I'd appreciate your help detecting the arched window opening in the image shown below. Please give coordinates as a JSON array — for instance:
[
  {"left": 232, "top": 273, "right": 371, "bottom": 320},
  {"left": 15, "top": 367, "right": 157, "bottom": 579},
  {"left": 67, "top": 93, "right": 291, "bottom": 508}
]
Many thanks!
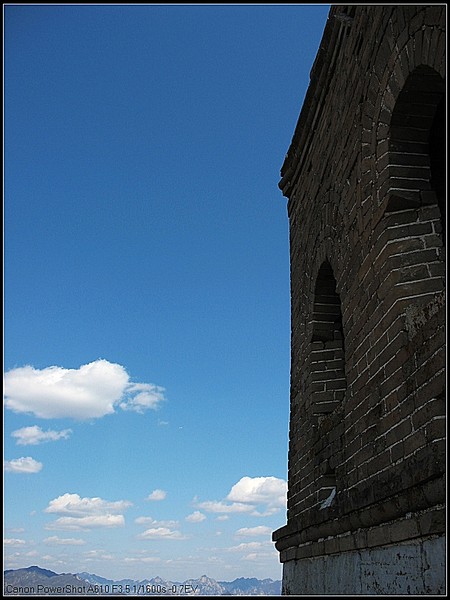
[
  {"left": 311, "top": 261, "right": 345, "bottom": 344},
  {"left": 308, "top": 261, "right": 346, "bottom": 417},
  {"left": 387, "top": 66, "right": 445, "bottom": 243},
  {"left": 308, "top": 261, "right": 346, "bottom": 510}
]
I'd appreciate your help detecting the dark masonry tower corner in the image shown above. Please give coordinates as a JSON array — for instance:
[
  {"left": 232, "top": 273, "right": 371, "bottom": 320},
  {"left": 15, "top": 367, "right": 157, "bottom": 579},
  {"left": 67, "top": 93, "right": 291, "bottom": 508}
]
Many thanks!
[{"left": 272, "top": 5, "right": 446, "bottom": 595}]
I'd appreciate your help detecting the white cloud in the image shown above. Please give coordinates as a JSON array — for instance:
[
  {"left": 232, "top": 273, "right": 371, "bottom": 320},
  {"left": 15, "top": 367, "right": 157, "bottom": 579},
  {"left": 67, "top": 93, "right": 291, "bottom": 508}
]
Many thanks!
[
  {"left": 147, "top": 489, "right": 166, "bottom": 501},
  {"left": 242, "top": 548, "right": 279, "bottom": 562},
  {"left": 84, "top": 550, "right": 115, "bottom": 560},
  {"left": 123, "top": 557, "right": 161, "bottom": 564},
  {"left": 185, "top": 511, "right": 206, "bottom": 523},
  {"left": 44, "top": 493, "right": 131, "bottom": 531},
  {"left": 12, "top": 426, "right": 72, "bottom": 446},
  {"left": 45, "top": 515, "right": 125, "bottom": 530},
  {"left": 227, "top": 541, "right": 269, "bottom": 552},
  {"left": 4, "top": 457, "right": 43, "bottom": 474},
  {"left": 135, "top": 517, "right": 154, "bottom": 525},
  {"left": 227, "top": 476, "right": 287, "bottom": 509},
  {"left": 138, "top": 527, "right": 187, "bottom": 540},
  {"left": 235, "top": 526, "right": 272, "bottom": 537},
  {"left": 4, "top": 538, "right": 26, "bottom": 546},
  {"left": 45, "top": 493, "right": 132, "bottom": 516},
  {"left": 4, "top": 359, "right": 165, "bottom": 419},
  {"left": 44, "top": 536, "right": 86, "bottom": 546},
  {"left": 194, "top": 476, "right": 287, "bottom": 517},
  {"left": 119, "top": 383, "right": 165, "bottom": 413},
  {"left": 40, "top": 554, "right": 58, "bottom": 562},
  {"left": 216, "top": 515, "right": 229, "bottom": 522},
  {"left": 249, "top": 507, "right": 280, "bottom": 517},
  {"left": 135, "top": 517, "right": 178, "bottom": 528},
  {"left": 194, "top": 500, "right": 253, "bottom": 514}
]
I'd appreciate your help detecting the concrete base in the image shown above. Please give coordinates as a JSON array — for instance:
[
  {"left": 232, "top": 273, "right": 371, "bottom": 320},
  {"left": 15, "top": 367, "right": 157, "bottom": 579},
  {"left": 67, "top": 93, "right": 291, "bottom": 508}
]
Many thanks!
[{"left": 282, "top": 535, "right": 446, "bottom": 595}]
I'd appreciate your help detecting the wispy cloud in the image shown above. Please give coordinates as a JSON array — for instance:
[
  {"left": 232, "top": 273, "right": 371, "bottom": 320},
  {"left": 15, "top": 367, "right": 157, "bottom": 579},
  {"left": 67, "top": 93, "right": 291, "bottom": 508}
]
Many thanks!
[
  {"left": 123, "top": 556, "right": 161, "bottom": 564},
  {"left": 4, "top": 457, "right": 43, "bottom": 474},
  {"left": 137, "top": 527, "right": 187, "bottom": 540},
  {"left": 45, "top": 515, "right": 125, "bottom": 531},
  {"left": 119, "top": 382, "right": 165, "bottom": 413},
  {"left": 185, "top": 511, "right": 206, "bottom": 523},
  {"left": 146, "top": 489, "right": 166, "bottom": 501},
  {"left": 44, "top": 536, "right": 86, "bottom": 546},
  {"left": 235, "top": 526, "right": 272, "bottom": 537},
  {"left": 3, "top": 538, "right": 26, "bottom": 546},
  {"left": 194, "top": 500, "right": 254, "bottom": 514},
  {"left": 84, "top": 550, "right": 115, "bottom": 561},
  {"left": 12, "top": 425, "right": 72, "bottom": 446},
  {"left": 135, "top": 517, "right": 179, "bottom": 528},
  {"left": 242, "top": 550, "right": 278, "bottom": 561},
  {"left": 227, "top": 541, "right": 270, "bottom": 552},
  {"left": 4, "top": 359, "right": 165, "bottom": 419}
]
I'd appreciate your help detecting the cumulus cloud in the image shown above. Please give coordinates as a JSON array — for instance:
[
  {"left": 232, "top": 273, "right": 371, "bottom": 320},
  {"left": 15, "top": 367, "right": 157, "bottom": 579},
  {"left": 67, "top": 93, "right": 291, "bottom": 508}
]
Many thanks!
[
  {"left": 235, "top": 526, "right": 272, "bottom": 537},
  {"left": 4, "top": 359, "right": 165, "bottom": 420},
  {"left": 45, "top": 493, "right": 131, "bottom": 516},
  {"left": 195, "top": 476, "right": 287, "bottom": 516},
  {"left": 4, "top": 457, "right": 43, "bottom": 474},
  {"left": 147, "top": 489, "right": 166, "bottom": 501},
  {"left": 44, "top": 536, "right": 86, "bottom": 546},
  {"left": 138, "top": 527, "right": 187, "bottom": 540},
  {"left": 12, "top": 426, "right": 72, "bottom": 446},
  {"left": 185, "top": 511, "right": 206, "bottom": 523},
  {"left": 227, "top": 476, "right": 287, "bottom": 510},
  {"left": 44, "top": 493, "right": 131, "bottom": 531},
  {"left": 45, "top": 515, "right": 125, "bottom": 531}
]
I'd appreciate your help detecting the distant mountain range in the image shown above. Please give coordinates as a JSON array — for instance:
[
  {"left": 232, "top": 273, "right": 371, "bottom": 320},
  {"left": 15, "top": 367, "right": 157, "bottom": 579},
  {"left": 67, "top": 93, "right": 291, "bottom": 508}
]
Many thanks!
[{"left": 4, "top": 566, "right": 282, "bottom": 596}]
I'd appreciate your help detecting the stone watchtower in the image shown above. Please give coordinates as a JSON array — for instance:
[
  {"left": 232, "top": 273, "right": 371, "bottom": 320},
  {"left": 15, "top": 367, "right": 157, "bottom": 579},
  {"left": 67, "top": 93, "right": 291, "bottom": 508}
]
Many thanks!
[{"left": 273, "top": 5, "right": 446, "bottom": 595}]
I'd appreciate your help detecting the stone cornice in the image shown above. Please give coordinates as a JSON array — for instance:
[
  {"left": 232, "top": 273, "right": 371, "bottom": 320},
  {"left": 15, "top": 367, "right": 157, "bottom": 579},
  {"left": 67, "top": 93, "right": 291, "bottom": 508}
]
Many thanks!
[{"left": 279, "top": 5, "right": 352, "bottom": 199}]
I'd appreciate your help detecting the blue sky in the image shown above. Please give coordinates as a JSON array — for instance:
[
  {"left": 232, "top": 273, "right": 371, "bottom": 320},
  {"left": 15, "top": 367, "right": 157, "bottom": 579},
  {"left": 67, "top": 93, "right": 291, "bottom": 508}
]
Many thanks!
[{"left": 4, "top": 4, "right": 329, "bottom": 583}]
